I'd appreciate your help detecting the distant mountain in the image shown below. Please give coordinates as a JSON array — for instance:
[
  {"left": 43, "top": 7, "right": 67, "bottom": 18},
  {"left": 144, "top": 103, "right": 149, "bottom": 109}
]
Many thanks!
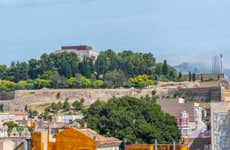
[
  {"left": 174, "top": 62, "right": 230, "bottom": 79},
  {"left": 224, "top": 69, "right": 230, "bottom": 79},
  {"left": 174, "top": 62, "right": 210, "bottom": 74}
]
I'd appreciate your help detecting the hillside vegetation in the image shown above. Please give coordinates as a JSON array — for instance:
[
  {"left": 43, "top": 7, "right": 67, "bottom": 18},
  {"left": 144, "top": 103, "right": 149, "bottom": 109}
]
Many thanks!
[{"left": 0, "top": 49, "right": 184, "bottom": 91}]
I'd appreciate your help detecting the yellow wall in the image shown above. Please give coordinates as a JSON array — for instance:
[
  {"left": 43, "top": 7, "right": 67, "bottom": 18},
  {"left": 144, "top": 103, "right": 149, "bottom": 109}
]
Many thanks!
[
  {"left": 48, "top": 142, "right": 56, "bottom": 150},
  {"left": 55, "top": 128, "right": 96, "bottom": 150},
  {"left": 32, "top": 132, "right": 43, "bottom": 150},
  {"left": 32, "top": 128, "right": 97, "bottom": 150}
]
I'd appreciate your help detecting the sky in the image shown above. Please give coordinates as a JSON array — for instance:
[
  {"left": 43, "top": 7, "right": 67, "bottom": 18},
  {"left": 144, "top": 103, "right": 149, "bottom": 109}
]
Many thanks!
[{"left": 0, "top": 0, "right": 230, "bottom": 68}]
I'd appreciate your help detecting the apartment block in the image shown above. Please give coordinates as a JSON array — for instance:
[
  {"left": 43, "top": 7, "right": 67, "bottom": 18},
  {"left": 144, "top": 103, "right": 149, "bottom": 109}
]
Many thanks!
[{"left": 211, "top": 102, "right": 230, "bottom": 150}]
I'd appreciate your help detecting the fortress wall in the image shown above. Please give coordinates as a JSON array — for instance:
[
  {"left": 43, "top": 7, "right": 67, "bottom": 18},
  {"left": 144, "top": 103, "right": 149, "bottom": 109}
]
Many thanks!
[
  {"left": 0, "top": 81, "right": 222, "bottom": 111},
  {"left": 3, "top": 88, "right": 153, "bottom": 111},
  {"left": 177, "top": 87, "right": 221, "bottom": 102},
  {"left": 0, "top": 91, "right": 15, "bottom": 100}
]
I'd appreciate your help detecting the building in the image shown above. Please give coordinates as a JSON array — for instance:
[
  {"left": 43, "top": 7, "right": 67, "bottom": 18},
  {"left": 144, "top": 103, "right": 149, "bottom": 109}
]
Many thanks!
[
  {"left": 125, "top": 144, "right": 189, "bottom": 150},
  {"left": 157, "top": 99, "right": 208, "bottom": 139},
  {"left": 0, "top": 139, "right": 16, "bottom": 150},
  {"left": 177, "top": 111, "right": 190, "bottom": 137},
  {"left": 32, "top": 127, "right": 122, "bottom": 150},
  {"left": 0, "top": 112, "right": 28, "bottom": 126},
  {"left": 56, "top": 114, "right": 84, "bottom": 123},
  {"left": 211, "top": 102, "right": 230, "bottom": 150},
  {"left": 56, "top": 45, "right": 99, "bottom": 62},
  {"left": 9, "top": 112, "right": 28, "bottom": 121}
]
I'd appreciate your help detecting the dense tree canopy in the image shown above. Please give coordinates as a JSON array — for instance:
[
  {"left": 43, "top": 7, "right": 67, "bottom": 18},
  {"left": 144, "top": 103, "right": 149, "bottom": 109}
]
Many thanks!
[
  {"left": 83, "top": 96, "right": 181, "bottom": 144},
  {"left": 0, "top": 49, "right": 183, "bottom": 91}
]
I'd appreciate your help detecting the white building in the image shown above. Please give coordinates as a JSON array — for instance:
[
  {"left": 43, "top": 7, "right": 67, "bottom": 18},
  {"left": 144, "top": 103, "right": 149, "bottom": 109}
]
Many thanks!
[
  {"left": 56, "top": 114, "right": 84, "bottom": 123},
  {"left": 56, "top": 45, "right": 99, "bottom": 62},
  {"left": 211, "top": 102, "right": 230, "bottom": 150}
]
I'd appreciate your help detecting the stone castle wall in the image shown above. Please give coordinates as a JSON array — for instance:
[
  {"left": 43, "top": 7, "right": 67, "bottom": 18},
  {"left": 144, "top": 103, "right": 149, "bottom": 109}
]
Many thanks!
[
  {"left": 168, "top": 87, "right": 222, "bottom": 102},
  {"left": 2, "top": 88, "right": 153, "bottom": 111},
  {"left": 0, "top": 81, "right": 223, "bottom": 111}
]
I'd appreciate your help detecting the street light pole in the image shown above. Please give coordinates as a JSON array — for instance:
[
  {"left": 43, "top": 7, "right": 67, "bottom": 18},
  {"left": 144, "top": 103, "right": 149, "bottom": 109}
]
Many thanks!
[
  {"left": 154, "top": 139, "right": 157, "bottom": 150},
  {"left": 173, "top": 141, "right": 176, "bottom": 150}
]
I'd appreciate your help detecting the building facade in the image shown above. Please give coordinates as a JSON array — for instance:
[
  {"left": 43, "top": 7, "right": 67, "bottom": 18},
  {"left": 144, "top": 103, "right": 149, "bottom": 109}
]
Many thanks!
[
  {"left": 56, "top": 45, "right": 99, "bottom": 62},
  {"left": 211, "top": 102, "right": 230, "bottom": 150},
  {"left": 32, "top": 127, "right": 121, "bottom": 150},
  {"left": 177, "top": 111, "right": 190, "bottom": 137}
]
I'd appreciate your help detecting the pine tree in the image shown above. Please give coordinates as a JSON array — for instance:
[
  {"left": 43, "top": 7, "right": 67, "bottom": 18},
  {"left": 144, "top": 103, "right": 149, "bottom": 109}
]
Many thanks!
[
  {"left": 178, "top": 72, "right": 182, "bottom": 79},
  {"left": 189, "top": 72, "right": 192, "bottom": 81},
  {"left": 162, "top": 60, "right": 168, "bottom": 75},
  {"left": 192, "top": 73, "right": 196, "bottom": 82}
]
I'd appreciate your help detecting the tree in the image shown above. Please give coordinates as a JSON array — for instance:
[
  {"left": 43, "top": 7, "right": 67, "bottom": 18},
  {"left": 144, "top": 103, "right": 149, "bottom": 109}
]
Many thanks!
[
  {"left": 66, "top": 74, "right": 92, "bottom": 88},
  {"left": 104, "top": 70, "right": 126, "bottom": 88},
  {"left": 24, "top": 105, "right": 28, "bottom": 112},
  {"left": 126, "top": 74, "right": 153, "bottom": 88},
  {"left": 34, "top": 78, "right": 50, "bottom": 89},
  {"left": 63, "top": 100, "right": 70, "bottom": 111},
  {"left": 188, "top": 72, "right": 192, "bottom": 81},
  {"left": 40, "top": 71, "right": 67, "bottom": 88},
  {"left": 17, "top": 80, "right": 34, "bottom": 90},
  {"left": 3, "top": 121, "right": 20, "bottom": 135},
  {"left": 0, "top": 65, "right": 7, "bottom": 80},
  {"left": 14, "top": 62, "right": 29, "bottom": 82},
  {"left": 162, "top": 60, "right": 168, "bottom": 75},
  {"left": 0, "top": 104, "right": 4, "bottom": 112},
  {"left": 92, "top": 80, "right": 105, "bottom": 88},
  {"left": 143, "top": 53, "right": 156, "bottom": 74},
  {"left": 29, "top": 109, "right": 38, "bottom": 118},
  {"left": 0, "top": 49, "right": 181, "bottom": 90},
  {"left": 72, "top": 99, "right": 84, "bottom": 111},
  {"left": 178, "top": 72, "right": 182, "bottom": 79},
  {"left": 78, "top": 60, "right": 92, "bottom": 78},
  {"left": 50, "top": 74, "right": 67, "bottom": 88},
  {"left": 0, "top": 80, "right": 17, "bottom": 91},
  {"left": 84, "top": 97, "right": 181, "bottom": 144},
  {"left": 40, "top": 52, "right": 80, "bottom": 78},
  {"left": 95, "top": 49, "right": 118, "bottom": 76},
  {"left": 192, "top": 73, "right": 196, "bottom": 82},
  {"left": 119, "top": 51, "right": 156, "bottom": 77},
  {"left": 28, "top": 59, "right": 43, "bottom": 79}
]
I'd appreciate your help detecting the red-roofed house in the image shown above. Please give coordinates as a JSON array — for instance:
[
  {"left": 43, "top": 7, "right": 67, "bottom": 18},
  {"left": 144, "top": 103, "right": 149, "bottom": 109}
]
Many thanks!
[{"left": 56, "top": 45, "right": 98, "bottom": 62}]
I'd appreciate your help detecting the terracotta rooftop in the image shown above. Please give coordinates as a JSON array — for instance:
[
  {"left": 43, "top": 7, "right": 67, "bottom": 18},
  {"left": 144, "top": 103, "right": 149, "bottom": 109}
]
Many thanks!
[
  {"left": 9, "top": 112, "right": 28, "bottom": 116},
  {"left": 77, "top": 128, "right": 122, "bottom": 145},
  {"left": 157, "top": 99, "right": 195, "bottom": 121},
  {"left": 61, "top": 45, "right": 93, "bottom": 51}
]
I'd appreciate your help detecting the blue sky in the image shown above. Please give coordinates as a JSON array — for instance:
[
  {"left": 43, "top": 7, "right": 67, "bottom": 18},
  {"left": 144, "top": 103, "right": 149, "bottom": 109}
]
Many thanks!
[{"left": 0, "top": 0, "right": 230, "bottom": 68}]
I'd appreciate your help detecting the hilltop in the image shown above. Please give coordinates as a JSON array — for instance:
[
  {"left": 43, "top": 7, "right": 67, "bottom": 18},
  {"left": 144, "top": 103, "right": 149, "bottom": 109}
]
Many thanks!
[{"left": 0, "top": 49, "right": 184, "bottom": 92}]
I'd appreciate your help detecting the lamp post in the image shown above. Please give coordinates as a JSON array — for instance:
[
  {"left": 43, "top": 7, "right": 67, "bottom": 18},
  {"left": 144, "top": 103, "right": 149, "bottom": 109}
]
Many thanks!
[
  {"left": 123, "top": 139, "right": 127, "bottom": 150},
  {"left": 173, "top": 141, "right": 176, "bottom": 150},
  {"left": 154, "top": 139, "right": 157, "bottom": 150}
]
